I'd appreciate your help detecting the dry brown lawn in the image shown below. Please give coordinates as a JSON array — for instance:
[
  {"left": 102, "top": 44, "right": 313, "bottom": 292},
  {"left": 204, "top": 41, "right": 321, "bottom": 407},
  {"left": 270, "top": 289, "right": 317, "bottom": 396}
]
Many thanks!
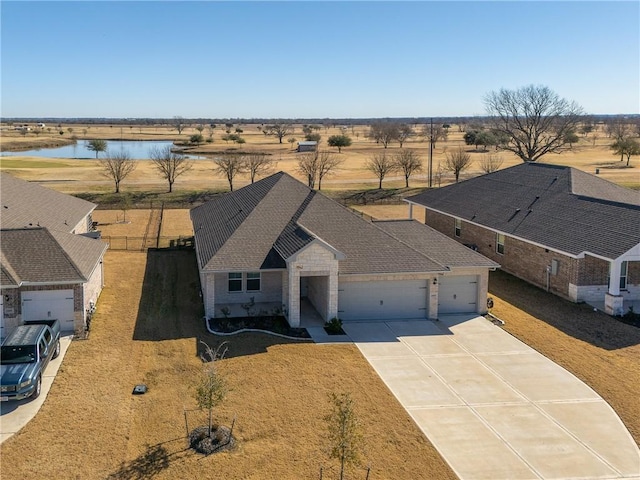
[
  {"left": 489, "top": 270, "right": 640, "bottom": 446},
  {"left": 1, "top": 122, "right": 638, "bottom": 194},
  {"left": 159, "top": 209, "right": 194, "bottom": 237},
  {"left": 92, "top": 210, "right": 153, "bottom": 237},
  {"left": 0, "top": 250, "right": 457, "bottom": 480}
]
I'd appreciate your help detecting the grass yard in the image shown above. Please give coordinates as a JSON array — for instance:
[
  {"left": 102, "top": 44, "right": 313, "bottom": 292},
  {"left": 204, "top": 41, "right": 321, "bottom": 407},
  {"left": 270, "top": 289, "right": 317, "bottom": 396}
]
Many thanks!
[
  {"left": 0, "top": 250, "right": 457, "bottom": 480},
  {"left": 489, "top": 270, "right": 640, "bottom": 446}
]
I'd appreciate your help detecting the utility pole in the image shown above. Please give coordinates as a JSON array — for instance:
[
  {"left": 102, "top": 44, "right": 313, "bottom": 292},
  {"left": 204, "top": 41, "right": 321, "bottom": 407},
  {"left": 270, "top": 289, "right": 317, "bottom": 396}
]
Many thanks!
[{"left": 428, "top": 118, "right": 434, "bottom": 188}]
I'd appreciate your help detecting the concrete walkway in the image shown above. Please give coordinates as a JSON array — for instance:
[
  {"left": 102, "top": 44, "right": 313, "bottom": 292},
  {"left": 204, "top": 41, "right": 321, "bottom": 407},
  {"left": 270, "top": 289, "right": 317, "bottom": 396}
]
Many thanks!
[
  {"left": 0, "top": 335, "right": 73, "bottom": 444},
  {"left": 343, "top": 316, "right": 640, "bottom": 480}
]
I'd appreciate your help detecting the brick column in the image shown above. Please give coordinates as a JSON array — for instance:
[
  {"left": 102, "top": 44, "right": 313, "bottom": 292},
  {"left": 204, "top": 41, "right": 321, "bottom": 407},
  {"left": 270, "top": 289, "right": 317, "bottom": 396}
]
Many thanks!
[{"left": 288, "top": 268, "right": 300, "bottom": 327}]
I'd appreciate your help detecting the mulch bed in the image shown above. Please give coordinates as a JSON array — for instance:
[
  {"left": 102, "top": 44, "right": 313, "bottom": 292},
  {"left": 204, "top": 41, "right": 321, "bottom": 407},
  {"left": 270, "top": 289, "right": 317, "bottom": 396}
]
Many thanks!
[
  {"left": 189, "top": 425, "right": 236, "bottom": 455},
  {"left": 208, "top": 316, "right": 311, "bottom": 338}
]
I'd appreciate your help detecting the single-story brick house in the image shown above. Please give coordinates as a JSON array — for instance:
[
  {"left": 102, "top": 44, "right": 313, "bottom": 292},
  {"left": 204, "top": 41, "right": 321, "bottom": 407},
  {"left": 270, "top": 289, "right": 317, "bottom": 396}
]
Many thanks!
[
  {"left": 190, "top": 172, "right": 498, "bottom": 327},
  {"left": 405, "top": 163, "right": 640, "bottom": 316},
  {"left": 1, "top": 173, "right": 107, "bottom": 338}
]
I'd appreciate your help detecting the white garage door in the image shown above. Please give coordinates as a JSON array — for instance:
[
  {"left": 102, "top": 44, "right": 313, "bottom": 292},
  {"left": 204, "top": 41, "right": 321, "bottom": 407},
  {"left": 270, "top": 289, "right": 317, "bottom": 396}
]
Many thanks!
[
  {"left": 338, "top": 280, "right": 427, "bottom": 321},
  {"left": 22, "top": 290, "right": 75, "bottom": 332},
  {"left": 438, "top": 275, "right": 478, "bottom": 314}
]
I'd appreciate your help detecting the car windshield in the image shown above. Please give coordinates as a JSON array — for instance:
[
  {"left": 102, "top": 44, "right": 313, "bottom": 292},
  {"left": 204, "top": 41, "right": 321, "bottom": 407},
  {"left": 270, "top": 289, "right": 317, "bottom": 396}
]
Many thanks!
[{"left": 0, "top": 345, "right": 36, "bottom": 364}]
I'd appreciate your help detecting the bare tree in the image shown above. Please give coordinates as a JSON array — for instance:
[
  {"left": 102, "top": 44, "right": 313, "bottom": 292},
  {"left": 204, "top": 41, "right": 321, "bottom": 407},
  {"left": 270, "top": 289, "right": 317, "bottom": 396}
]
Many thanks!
[
  {"left": 297, "top": 152, "right": 318, "bottom": 188},
  {"left": 484, "top": 85, "right": 584, "bottom": 162},
  {"left": 194, "top": 341, "right": 228, "bottom": 438},
  {"left": 393, "top": 149, "right": 422, "bottom": 187},
  {"left": 98, "top": 149, "right": 136, "bottom": 193},
  {"left": 173, "top": 116, "right": 187, "bottom": 135},
  {"left": 478, "top": 152, "right": 504, "bottom": 174},
  {"left": 315, "top": 151, "right": 343, "bottom": 190},
  {"left": 213, "top": 155, "right": 245, "bottom": 191},
  {"left": 149, "top": 145, "right": 193, "bottom": 193},
  {"left": 445, "top": 147, "right": 472, "bottom": 183},
  {"left": 365, "top": 152, "right": 396, "bottom": 189},
  {"left": 396, "top": 124, "right": 415, "bottom": 148},
  {"left": 605, "top": 118, "right": 630, "bottom": 141},
  {"left": 265, "top": 123, "right": 293, "bottom": 143},
  {"left": 244, "top": 154, "right": 276, "bottom": 183},
  {"left": 324, "top": 392, "right": 365, "bottom": 480},
  {"left": 368, "top": 122, "right": 399, "bottom": 148},
  {"left": 421, "top": 124, "right": 448, "bottom": 147}
]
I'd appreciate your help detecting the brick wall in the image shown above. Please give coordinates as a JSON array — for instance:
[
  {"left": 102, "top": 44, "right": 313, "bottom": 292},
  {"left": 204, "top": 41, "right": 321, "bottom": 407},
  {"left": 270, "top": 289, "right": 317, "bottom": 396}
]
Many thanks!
[{"left": 425, "top": 209, "right": 578, "bottom": 300}]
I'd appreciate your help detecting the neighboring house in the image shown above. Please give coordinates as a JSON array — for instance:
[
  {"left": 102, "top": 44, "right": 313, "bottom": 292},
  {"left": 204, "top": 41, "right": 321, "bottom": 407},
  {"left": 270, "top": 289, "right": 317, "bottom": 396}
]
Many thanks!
[
  {"left": 0, "top": 173, "right": 107, "bottom": 339},
  {"left": 405, "top": 163, "right": 640, "bottom": 316},
  {"left": 191, "top": 172, "right": 498, "bottom": 327},
  {"left": 297, "top": 141, "right": 317, "bottom": 153}
]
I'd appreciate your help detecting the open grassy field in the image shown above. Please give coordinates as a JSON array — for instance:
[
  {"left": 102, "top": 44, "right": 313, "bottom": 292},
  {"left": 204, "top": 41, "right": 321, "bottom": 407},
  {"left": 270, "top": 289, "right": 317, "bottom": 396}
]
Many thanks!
[
  {"left": 0, "top": 250, "right": 457, "bottom": 480},
  {"left": 2, "top": 122, "right": 638, "bottom": 195}
]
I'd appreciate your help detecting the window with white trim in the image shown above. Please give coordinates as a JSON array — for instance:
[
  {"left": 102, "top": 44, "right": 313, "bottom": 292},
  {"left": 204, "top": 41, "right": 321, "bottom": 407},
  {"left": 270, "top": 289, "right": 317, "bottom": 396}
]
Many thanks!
[
  {"left": 454, "top": 218, "right": 461, "bottom": 237},
  {"left": 620, "top": 261, "right": 628, "bottom": 290},
  {"left": 496, "top": 233, "right": 505, "bottom": 255},
  {"left": 246, "top": 272, "right": 261, "bottom": 291},
  {"left": 228, "top": 272, "right": 242, "bottom": 292}
]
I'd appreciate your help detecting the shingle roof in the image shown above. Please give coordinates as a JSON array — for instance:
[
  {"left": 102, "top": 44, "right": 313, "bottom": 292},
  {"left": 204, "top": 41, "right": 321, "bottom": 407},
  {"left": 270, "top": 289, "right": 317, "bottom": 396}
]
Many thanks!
[
  {"left": 191, "top": 172, "right": 493, "bottom": 275},
  {"left": 0, "top": 228, "right": 107, "bottom": 286},
  {"left": 0, "top": 173, "right": 96, "bottom": 233},
  {"left": 406, "top": 163, "right": 640, "bottom": 260},
  {"left": 373, "top": 220, "right": 500, "bottom": 269}
]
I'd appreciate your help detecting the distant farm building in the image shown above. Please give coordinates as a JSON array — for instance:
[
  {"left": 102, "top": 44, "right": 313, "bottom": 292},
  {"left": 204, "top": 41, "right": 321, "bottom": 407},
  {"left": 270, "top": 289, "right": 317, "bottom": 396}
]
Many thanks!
[{"left": 297, "top": 141, "right": 317, "bottom": 152}]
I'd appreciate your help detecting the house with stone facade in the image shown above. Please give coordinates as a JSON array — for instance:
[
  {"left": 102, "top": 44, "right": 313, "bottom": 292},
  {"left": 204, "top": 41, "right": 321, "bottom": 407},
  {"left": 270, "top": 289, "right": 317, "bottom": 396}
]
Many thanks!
[
  {"left": 1, "top": 173, "right": 107, "bottom": 339},
  {"left": 405, "top": 163, "right": 640, "bottom": 316},
  {"left": 191, "top": 172, "right": 498, "bottom": 327}
]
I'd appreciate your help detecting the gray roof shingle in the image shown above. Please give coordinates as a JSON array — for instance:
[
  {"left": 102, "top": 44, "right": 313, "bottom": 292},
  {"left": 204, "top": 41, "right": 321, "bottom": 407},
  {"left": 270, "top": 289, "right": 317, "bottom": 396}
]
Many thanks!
[
  {"left": 1, "top": 173, "right": 96, "bottom": 233},
  {"left": 0, "top": 228, "right": 107, "bottom": 286},
  {"left": 406, "top": 163, "right": 640, "bottom": 259},
  {"left": 191, "top": 173, "right": 494, "bottom": 275},
  {"left": 373, "top": 220, "right": 500, "bottom": 269}
]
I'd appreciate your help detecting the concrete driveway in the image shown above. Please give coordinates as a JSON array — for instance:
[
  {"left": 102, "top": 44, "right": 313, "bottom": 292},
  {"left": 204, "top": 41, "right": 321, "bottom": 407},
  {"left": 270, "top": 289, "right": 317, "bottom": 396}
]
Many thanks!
[
  {"left": 0, "top": 335, "right": 73, "bottom": 444},
  {"left": 343, "top": 316, "right": 640, "bottom": 480}
]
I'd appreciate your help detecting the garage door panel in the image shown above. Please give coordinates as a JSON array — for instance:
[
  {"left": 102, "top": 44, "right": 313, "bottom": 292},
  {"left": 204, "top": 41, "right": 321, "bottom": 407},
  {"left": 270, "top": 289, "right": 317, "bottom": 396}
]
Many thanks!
[
  {"left": 22, "top": 290, "right": 75, "bottom": 332},
  {"left": 339, "top": 280, "right": 427, "bottom": 321},
  {"left": 439, "top": 276, "right": 478, "bottom": 314}
]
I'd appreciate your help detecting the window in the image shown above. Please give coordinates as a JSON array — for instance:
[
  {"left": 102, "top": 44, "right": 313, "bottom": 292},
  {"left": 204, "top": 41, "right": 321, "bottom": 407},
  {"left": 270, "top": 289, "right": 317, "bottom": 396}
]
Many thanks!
[
  {"left": 620, "top": 261, "right": 628, "bottom": 290},
  {"left": 228, "top": 272, "right": 242, "bottom": 292},
  {"left": 246, "top": 272, "right": 261, "bottom": 291},
  {"left": 454, "top": 218, "right": 461, "bottom": 237},
  {"left": 496, "top": 233, "right": 505, "bottom": 255}
]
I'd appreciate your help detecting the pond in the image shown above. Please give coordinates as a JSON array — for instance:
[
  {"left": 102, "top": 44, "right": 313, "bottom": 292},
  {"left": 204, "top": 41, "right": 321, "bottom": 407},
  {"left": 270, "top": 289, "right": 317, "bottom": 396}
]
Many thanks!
[{"left": 0, "top": 140, "right": 203, "bottom": 160}]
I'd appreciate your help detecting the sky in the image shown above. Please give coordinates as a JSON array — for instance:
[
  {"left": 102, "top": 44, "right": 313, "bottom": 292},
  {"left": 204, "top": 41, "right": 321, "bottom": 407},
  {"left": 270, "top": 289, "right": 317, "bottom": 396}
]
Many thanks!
[{"left": 1, "top": 1, "right": 638, "bottom": 119}]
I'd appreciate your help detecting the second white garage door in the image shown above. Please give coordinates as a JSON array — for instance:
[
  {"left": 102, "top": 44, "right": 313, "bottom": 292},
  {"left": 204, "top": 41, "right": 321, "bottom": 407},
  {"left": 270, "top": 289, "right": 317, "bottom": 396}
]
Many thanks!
[
  {"left": 438, "top": 275, "right": 478, "bottom": 314},
  {"left": 338, "top": 280, "right": 427, "bottom": 321},
  {"left": 22, "top": 290, "right": 75, "bottom": 332}
]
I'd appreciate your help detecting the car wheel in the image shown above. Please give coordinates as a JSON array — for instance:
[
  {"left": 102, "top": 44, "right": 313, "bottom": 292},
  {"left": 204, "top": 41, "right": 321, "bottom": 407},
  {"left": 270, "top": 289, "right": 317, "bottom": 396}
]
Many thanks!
[
  {"left": 53, "top": 340, "right": 61, "bottom": 359},
  {"left": 33, "top": 376, "right": 41, "bottom": 399}
]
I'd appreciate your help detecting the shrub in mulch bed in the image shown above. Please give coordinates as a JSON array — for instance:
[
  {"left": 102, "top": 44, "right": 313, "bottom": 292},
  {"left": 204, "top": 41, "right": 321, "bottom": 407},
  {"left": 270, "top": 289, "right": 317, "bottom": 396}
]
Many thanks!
[
  {"left": 208, "top": 316, "right": 311, "bottom": 338},
  {"left": 189, "top": 425, "right": 235, "bottom": 455},
  {"left": 323, "top": 317, "right": 345, "bottom": 335},
  {"left": 619, "top": 308, "right": 640, "bottom": 328}
]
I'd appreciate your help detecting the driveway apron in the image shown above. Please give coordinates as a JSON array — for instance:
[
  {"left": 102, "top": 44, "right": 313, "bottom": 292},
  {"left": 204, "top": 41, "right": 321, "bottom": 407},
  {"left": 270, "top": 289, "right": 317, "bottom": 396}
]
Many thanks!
[{"left": 343, "top": 316, "right": 640, "bottom": 480}]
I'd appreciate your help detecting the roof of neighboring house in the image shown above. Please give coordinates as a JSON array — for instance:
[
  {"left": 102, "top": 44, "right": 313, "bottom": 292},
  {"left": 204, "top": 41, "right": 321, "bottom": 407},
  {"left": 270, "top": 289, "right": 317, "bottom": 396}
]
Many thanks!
[
  {"left": 0, "top": 228, "right": 107, "bottom": 287},
  {"left": 373, "top": 220, "right": 499, "bottom": 269},
  {"left": 406, "top": 163, "right": 640, "bottom": 260},
  {"left": 191, "top": 172, "right": 495, "bottom": 275},
  {"left": 0, "top": 172, "right": 96, "bottom": 233},
  {"left": 297, "top": 141, "right": 318, "bottom": 146}
]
